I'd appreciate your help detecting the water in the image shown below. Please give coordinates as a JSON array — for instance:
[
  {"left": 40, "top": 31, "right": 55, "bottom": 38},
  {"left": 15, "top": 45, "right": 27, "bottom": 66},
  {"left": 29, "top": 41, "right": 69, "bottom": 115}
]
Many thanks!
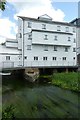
[{"left": 2, "top": 75, "right": 80, "bottom": 119}]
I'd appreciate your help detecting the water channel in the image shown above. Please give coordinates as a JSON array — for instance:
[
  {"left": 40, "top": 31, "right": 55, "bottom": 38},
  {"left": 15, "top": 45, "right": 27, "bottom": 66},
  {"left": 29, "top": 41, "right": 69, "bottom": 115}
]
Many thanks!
[{"left": 2, "top": 75, "right": 80, "bottom": 119}]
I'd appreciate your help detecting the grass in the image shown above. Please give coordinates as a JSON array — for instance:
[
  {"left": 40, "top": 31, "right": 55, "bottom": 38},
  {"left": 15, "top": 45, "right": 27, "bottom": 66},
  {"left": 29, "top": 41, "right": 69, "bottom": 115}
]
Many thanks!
[
  {"left": 38, "top": 72, "right": 80, "bottom": 92},
  {"left": 51, "top": 72, "right": 79, "bottom": 92}
]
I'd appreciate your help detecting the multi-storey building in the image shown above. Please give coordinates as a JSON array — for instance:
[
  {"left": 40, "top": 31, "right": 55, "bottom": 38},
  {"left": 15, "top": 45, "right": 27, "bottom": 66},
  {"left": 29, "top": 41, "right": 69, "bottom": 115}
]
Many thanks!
[
  {"left": 0, "top": 14, "right": 78, "bottom": 69},
  {"left": 17, "top": 14, "right": 77, "bottom": 67}
]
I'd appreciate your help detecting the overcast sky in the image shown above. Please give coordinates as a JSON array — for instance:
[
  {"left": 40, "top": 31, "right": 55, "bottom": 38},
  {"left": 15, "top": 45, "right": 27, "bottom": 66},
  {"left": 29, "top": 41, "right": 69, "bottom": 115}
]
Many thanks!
[{"left": 0, "top": 0, "right": 79, "bottom": 44}]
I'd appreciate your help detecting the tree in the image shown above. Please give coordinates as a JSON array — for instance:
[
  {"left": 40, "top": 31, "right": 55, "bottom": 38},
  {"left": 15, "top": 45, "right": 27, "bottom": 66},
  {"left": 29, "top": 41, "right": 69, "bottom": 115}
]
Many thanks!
[{"left": 0, "top": 1, "right": 6, "bottom": 11}]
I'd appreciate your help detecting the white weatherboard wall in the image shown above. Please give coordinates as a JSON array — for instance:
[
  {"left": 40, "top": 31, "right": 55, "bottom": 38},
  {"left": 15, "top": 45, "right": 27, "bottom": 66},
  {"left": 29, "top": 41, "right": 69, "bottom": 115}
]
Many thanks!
[
  {"left": 17, "top": 15, "right": 77, "bottom": 67},
  {"left": 0, "top": 42, "right": 22, "bottom": 69},
  {"left": 0, "top": 14, "right": 77, "bottom": 69}
]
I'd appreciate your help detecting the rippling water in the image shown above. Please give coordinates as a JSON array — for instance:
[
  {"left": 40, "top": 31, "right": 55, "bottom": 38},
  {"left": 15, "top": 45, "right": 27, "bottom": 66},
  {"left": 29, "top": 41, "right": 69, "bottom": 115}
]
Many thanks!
[{"left": 2, "top": 75, "right": 80, "bottom": 119}]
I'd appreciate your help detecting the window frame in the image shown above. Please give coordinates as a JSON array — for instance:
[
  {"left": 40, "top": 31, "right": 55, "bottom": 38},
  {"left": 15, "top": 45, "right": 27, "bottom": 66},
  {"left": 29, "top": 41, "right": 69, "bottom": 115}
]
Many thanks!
[
  {"left": 66, "top": 27, "right": 69, "bottom": 32},
  {"left": 43, "top": 57, "right": 47, "bottom": 61},
  {"left": 52, "top": 57, "right": 57, "bottom": 60},
  {"left": 6, "top": 56, "right": 10, "bottom": 60},
  {"left": 73, "top": 48, "right": 76, "bottom": 52},
  {"left": 27, "top": 45, "right": 31, "bottom": 50},
  {"left": 44, "top": 45, "right": 48, "bottom": 51},
  {"left": 54, "top": 46, "right": 57, "bottom": 51},
  {"left": 44, "top": 35, "right": 48, "bottom": 40},
  {"left": 28, "top": 22, "right": 32, "bottom": 28},
  {"left": 57, "top": 26, "right": 61, "bottom": 31},
  {"left": 28, "top": 33, "right": 32, "bottom": 40},
  {"left": 34, "top": 56, "right": 38, "bottom": 61},
  {"left": 65, "top": 47, "right": 68, "bottom": 52},
  {"left": 62, "top": 57, "right": 66, "bottom": 60},
  {"left": 54, "top": 36, "right": 57, "bottom": 41},
  {"left": 68, "top": 37, "right": 71, "bottom": 41}
]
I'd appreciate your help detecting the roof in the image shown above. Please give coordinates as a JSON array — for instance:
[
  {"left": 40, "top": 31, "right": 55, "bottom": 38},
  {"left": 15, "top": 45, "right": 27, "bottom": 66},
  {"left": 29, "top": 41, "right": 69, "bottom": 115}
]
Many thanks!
[
  {"left": 70, "top": 18, "right": 80, "bottom": 27},
  {"left": 18, "top": 15, "right": 77, "bottom": 27}
]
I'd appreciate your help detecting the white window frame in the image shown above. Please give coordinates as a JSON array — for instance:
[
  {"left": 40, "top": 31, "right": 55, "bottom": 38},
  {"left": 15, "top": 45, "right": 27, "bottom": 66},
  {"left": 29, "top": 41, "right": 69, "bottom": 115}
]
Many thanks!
[
  {"left": 43, "top": 57, "right": 47, "bottom": 61},
  {"left": 57, "top": 26, "right": 61, "bottom": 31},
  {"left": 6, "top": 56, "right": 10, "bottom": 60},
  {"left": 53, "top": 57, "right": 57, "bottom": 60},
  {"left": 44, "top": 45, "right": 48, "bottom": 51},
  {"left": 28, "top": 22, "right": 32, "bottom": 28},
  {"left": 65, "top": 47, "right": 68, "bottom": 52},
  {"left": 28, "top": 33, "right": 32, "bottom": 40},
  {"left": 63, "top": 57, "right": 66, "bottom": 60},
  {"left": 54, "top": 46, "right": 57, "bottom": 51},
  {"left": 66, "top": 27, "right": 69, "bottom": 32},
  {"left": 34, "top": 56, "right": 38, "bottom": 61},
  {"left": 54, "top": 36, "right": 57, "bottom": 40},
  {"left": 27, "top": 45, "right": 31, "bottom": 50},
  {"left": 73, "top": 48, "right": 76, "bottom": 52},
  {"left": 44, "top": 35, "right": 48, "bottom": 40},
  {"left": 68, "top": 37, "right": 71, "bottom": 41}
]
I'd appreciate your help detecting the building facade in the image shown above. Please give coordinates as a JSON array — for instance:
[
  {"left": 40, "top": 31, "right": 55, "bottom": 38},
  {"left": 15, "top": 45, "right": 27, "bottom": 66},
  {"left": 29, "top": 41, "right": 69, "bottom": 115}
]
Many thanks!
[
  {"left": 17, "top": 14, "right": 77, "bottom": 68},
  {"left": 0, "top": 38, "right": 21, "bottom": 69},
  {"left": 0, "top": 14, "right": 78, "bottom": 69}
]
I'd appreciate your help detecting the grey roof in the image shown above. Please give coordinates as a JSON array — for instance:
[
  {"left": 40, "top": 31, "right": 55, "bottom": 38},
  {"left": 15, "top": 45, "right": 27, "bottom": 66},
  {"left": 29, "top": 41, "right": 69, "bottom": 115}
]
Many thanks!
[{"left": 18, "top": 16, "right": 76, "bottom": 27}]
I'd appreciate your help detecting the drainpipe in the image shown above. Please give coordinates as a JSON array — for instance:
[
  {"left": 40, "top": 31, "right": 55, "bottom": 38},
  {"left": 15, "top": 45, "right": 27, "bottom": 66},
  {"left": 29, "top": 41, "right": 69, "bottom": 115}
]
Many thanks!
[{"left": 21, "top": 18, "right": 24, "bottom": 67}]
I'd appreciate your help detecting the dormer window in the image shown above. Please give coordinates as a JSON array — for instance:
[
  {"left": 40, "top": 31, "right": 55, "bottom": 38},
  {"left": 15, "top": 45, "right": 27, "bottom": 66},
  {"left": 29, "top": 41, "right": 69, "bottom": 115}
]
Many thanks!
[{"left": 42, "top": 24, "right": 46, "bottom": 29}]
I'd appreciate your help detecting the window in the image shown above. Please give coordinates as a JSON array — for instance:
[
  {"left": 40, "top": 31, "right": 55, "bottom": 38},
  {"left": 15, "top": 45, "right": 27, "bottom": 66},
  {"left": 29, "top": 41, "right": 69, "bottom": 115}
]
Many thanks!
[
  {"left": 66, "top": 27, "right": 69, "bottom": 32},
  {"left": 73, "top": 48, "right": 76, "bottom": 52},
  {"left": 6, "top": 56, "right": 10, "bottom": 60},
  {"left": 44, "top": 35, "right": 48, "bottom": 40},
  {"left": 28, "top": 22, "right": 32, "bottom": 28},
  {"left": 73, "top": 28, "right": 75, "bottom": 33},
  {"left": 57, "top": 26, "right": 61, "bottom": 31},
  {"left": 68, "top": 37, "right": 70, "bottom": 41},
  {"left": 53, "top": 57, "right": 56, "bottom": 60},
  {"left": 27, "top": 45, "right": 31, "bottom": 50},
  {"left": 74, "top": 38, "right": 76, "bottom": 43},
  {"left": 54, "top": 46, "right": 57, "bottom": 51},
  {"left": 43, "top": 57, "right": 47, "bottom": 60},
  {"left": 18, "top": 33, "right": 22, "bottom": 38},
  {"left": 44, "top": 45, "right": 48, "bottom": 51},
  {"left": 54, "top": 36, "right": 57, "bottom": 40},
  {"left": 34, "top": 57, "right": 38, "bottom": 60},
  {"left": 24, "top": 56, "right": 27, "bottom": 59},
  {"left": 28, "top": 33, "right": 32, "bottom": 40},
  {"left": 42, "top": 24, "right": 46, "bottom": 29},
  {"left": 65, "top": 47, "right": 68, "bottom": 52},
  {"left": 63, "top": 57, "right": 66, "bottom": 60}
]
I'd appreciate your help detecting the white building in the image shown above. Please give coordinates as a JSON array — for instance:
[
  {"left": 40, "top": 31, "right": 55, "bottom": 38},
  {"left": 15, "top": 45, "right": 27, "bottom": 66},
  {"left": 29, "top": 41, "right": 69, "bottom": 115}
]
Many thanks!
[
  {"left": 0, "top": 38, "right": 21, "bottom": 69},
  {"left": 17, "top": 14, "right": 77, "bottom": 67},
  {"left": 0, "top": 14, "right": 77, "bottom": 69}
]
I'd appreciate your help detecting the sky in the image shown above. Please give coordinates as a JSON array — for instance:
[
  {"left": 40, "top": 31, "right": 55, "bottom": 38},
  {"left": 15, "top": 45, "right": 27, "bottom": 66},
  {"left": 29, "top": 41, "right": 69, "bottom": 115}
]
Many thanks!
[{"left": 0, "top": 0, "right": 79, "bottom": 44}]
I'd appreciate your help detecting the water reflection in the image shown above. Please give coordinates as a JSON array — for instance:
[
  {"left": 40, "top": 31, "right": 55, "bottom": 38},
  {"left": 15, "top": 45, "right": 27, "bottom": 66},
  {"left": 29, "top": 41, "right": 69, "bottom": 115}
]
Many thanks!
[{"left": 2, "top": 75, "right": 80, "bottom": 119}]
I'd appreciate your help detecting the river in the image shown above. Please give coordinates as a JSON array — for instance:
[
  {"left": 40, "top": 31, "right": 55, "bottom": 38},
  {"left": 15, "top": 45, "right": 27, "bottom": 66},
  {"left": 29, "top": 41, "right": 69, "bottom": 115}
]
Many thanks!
[{"left": 2, "top": 75, "right": 80, "bottom": 119}]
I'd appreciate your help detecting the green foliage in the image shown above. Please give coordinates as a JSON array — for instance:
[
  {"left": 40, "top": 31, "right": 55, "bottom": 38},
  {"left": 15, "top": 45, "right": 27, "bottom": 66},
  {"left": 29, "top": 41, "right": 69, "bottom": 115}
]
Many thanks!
[
  {"left": 2, "top": 104, "right": 16, "bottom": 120},
  {"left": 0, "top": 1, "right": 6, "bottom": 11},
  {"left": 51, "top": 72, "right": 79, "bottom": 92}
]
